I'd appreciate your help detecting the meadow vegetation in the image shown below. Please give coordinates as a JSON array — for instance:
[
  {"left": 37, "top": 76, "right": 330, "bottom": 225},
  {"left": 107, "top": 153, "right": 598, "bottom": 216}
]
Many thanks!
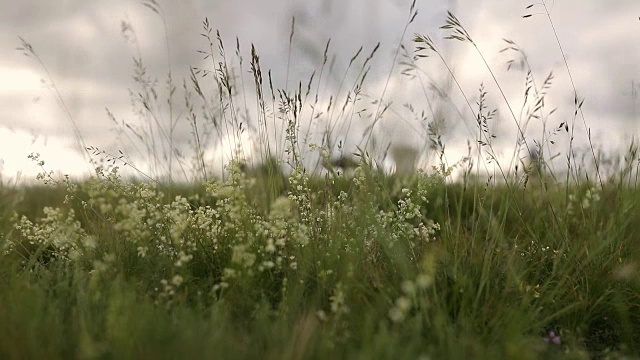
[{"left": 1, "top": 1, "right": 639, "bottom": 358}]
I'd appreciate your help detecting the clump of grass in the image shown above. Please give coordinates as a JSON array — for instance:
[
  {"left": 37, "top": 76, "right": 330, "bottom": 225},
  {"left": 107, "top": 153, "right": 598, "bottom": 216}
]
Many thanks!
[
  {"left": 3, "top": 148, "right": 639, "bottom": 358},
  {"left": 2, "top": 1, "right": 639, "bottom": 358}
]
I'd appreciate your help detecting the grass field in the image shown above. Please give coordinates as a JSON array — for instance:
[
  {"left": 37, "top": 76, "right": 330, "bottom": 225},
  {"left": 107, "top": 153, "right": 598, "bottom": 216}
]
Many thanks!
[
  {"left": 2, "top": 1, "right": 640, "bottom": 358},
  {"left": 1, "top": 161, "right": 639, "bottom": 359}
]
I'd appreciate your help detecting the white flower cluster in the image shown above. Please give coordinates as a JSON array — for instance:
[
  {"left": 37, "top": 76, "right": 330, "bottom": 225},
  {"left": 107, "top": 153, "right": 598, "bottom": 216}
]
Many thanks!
[
  {"left": 567, "top": 186, "right": 601, "bottom": 215},
  {"left": 5, "top": 156, "right": 443, "bottom": 315},
  {"left": 388, "top": 273, "right": 433, "bottom": 323},
  {"left": 9, "top": 207, "right": 92, "bottom": 262}
]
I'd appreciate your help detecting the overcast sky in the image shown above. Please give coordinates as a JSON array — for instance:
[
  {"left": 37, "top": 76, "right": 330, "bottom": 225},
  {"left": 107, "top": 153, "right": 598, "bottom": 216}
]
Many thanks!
[{"left": 1, "top": 0, "right": 638, "bottom": 181}]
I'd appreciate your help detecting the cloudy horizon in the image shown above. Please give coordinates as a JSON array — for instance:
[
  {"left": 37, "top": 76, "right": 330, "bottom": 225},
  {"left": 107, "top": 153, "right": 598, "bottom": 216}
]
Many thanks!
[{"left": 1, "top": 0, "right": 638, "bottom": 182}]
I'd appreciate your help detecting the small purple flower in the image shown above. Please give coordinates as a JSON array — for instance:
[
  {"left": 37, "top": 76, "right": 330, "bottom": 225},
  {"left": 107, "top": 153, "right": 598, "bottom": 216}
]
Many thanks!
[{"left": 544, "top": 331, "right": 561, "bottom": 345}]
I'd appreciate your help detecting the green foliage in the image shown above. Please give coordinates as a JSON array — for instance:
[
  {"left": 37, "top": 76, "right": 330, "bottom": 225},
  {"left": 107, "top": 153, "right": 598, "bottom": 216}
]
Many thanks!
[{"left": 1, "top": 158, "right": 639, "bottom": 359}]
